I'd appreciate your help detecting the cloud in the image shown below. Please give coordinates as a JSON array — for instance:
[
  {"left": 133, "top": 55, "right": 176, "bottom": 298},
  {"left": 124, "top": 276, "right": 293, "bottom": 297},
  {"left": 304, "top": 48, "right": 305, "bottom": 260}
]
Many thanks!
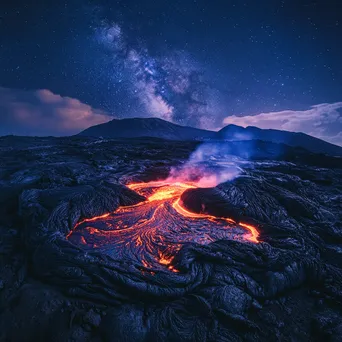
[
  {"left": 223, "top": 102, "right": 342, "bottom": 146},
  {"left": 0, "top": 87, "right": 112, "bottom": 136}
]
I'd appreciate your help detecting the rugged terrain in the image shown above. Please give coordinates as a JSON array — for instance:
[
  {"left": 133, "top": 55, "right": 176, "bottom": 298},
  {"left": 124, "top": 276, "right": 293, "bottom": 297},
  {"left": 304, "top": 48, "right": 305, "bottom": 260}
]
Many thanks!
[{"left": 0, "top": 135, "right": 342, "bottom": 341}]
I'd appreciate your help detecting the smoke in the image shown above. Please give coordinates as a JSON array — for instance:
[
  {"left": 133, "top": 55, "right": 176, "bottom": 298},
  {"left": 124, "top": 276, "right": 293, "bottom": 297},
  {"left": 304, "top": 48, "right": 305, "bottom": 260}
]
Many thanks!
[
  {"left": 94, "top": 21, "right": 223, "bottom": 129},
  {"left": 166, "top": 143, "right": 242, "bottom": 187}
]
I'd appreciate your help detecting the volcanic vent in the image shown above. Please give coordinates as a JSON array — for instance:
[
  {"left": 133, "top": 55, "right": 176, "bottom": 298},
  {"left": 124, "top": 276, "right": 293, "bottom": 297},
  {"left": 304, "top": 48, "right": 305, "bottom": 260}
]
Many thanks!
[{"left": 67, "top": 179, "right": 259, "bottom": 272}]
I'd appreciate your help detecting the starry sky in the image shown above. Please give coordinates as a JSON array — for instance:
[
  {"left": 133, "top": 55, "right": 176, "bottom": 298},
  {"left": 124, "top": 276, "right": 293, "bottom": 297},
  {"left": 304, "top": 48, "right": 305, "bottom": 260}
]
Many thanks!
[{"left": 0, "top": 0, "right": 341, "bottom": 144}]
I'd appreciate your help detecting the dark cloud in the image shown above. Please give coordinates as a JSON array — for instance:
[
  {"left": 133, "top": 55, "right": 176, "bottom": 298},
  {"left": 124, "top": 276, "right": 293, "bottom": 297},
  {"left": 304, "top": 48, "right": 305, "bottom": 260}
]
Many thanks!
[{"left": 0, "top": 87, "right": 111, "bottom": 136}]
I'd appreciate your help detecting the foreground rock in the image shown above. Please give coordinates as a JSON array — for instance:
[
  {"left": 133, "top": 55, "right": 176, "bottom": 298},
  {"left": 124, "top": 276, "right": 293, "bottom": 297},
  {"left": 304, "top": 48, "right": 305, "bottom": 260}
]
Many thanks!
[{"left": 0, "top": 136, "right": 341, "bottom": 341}]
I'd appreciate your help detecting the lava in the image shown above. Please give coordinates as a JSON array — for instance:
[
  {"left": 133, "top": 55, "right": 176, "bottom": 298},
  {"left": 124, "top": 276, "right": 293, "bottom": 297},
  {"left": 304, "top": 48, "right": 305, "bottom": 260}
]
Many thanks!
[{"left": 67, "top": 180, "right": 260, "bottom": 272}]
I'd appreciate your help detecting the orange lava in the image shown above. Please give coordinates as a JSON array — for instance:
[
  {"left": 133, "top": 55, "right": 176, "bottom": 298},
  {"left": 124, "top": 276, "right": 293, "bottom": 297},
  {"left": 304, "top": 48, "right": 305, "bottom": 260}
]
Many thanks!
[
  {"left": 66, "top": 213, "right": 111, "bottom": 238},
  {"left": 67, "top": 180, "right": 260, "bottom": 271},
  {"left": 128, "top": 181, "right": 196, "bottom": 202},
  {"left": 172, "top": 199, "right": 259, "bottom": 243},
  {"left": 128, "top": 181, "right": 259, "bottom": 243}
]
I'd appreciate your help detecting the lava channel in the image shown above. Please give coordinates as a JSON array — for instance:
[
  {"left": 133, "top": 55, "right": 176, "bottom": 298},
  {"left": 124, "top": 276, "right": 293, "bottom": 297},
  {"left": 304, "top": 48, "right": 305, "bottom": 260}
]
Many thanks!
[{"left": 67, "top": 181, "right": 259, "bottom": 272}]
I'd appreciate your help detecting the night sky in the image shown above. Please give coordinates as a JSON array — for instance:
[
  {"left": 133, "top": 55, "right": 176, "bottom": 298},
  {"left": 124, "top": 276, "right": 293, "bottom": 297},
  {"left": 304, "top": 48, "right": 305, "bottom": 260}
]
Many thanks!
[{"left": 0, "top": 0, "right": 341, "bottom": 144}]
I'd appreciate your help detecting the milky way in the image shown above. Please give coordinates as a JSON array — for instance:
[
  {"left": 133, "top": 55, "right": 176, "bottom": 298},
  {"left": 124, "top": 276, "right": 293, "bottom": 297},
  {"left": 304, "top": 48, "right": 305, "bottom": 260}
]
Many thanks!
[{"left": 93, "top": 20, "right": 225, "bottom": 128}]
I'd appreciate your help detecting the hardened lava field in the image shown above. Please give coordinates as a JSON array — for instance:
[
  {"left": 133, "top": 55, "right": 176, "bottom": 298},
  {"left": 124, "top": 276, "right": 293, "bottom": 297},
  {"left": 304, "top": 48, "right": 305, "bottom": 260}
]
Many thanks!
[
  {"left": 67, "top": 180, "right": 259, "bottom": 271},
  {"left": 2, "top": 137, "right": 342, "bottom": 342}
]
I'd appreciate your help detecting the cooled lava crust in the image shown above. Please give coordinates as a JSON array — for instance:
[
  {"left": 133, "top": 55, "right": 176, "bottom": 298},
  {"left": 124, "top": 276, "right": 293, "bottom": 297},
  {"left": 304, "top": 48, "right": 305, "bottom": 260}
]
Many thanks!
[{"left": 1, "top": 137, "right": 342, "bottom": 341}]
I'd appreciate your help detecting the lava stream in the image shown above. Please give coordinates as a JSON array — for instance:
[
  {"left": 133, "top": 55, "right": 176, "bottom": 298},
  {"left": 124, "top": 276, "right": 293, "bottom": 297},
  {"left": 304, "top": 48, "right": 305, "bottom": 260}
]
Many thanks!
[{"left": 67, "top": 180, "right": 259, "bottom": 272}]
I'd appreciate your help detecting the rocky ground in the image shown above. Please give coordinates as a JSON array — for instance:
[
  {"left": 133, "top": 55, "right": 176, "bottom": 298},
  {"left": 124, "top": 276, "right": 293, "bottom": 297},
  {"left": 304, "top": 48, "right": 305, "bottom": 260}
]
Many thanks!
[{"left": 0, "top": 135, "right": 341, "bottom": 342}]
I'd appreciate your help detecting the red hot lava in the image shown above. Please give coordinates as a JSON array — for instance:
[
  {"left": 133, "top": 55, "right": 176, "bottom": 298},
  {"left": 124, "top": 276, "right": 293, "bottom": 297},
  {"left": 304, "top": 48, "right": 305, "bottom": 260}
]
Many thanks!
[{"left": 67, "top": 180, "right": 259, "bottom": 272}]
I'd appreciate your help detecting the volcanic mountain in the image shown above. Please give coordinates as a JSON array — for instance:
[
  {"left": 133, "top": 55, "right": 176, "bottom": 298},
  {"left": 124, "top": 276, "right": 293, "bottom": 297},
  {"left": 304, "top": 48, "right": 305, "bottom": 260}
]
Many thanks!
[
  {"left": 78, "top": 117, "right": 216, "bottom": 141},
  {"left": 217, "top": 124, "right": 342, "bottom": 156},
  {"left": 79, "top": 117, "right": 342, "bottom": 156}
]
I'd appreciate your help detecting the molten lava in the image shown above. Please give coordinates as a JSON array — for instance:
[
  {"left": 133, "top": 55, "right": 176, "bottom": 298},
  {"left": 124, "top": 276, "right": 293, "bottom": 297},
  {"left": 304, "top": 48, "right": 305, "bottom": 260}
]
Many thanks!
[{"left": 67, "top": 180, "right": 259, "bottom": 272}]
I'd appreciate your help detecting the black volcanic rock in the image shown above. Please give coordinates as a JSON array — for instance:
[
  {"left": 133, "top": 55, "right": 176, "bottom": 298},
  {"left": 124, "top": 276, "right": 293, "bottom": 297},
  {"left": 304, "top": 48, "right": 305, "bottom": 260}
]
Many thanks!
[
  {"left": 78, "top": 117, "right": 216, "bottom": 141},
  {"left": 0, "top": 135, "right": 342, "bottom": 341}
]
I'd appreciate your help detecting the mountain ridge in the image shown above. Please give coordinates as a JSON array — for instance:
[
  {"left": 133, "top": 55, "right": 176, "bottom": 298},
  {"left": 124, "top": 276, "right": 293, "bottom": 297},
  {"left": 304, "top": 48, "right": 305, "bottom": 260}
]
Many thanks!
[{"left": 78, "top": 117, "right": 342, "bottom": 156}]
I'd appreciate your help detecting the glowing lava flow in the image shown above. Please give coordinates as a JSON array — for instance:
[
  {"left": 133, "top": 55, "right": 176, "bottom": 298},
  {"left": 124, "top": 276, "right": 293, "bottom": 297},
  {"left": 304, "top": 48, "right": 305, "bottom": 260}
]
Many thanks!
[{"left": 67, "top": 180, "right": 259, "bottom": 272}]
